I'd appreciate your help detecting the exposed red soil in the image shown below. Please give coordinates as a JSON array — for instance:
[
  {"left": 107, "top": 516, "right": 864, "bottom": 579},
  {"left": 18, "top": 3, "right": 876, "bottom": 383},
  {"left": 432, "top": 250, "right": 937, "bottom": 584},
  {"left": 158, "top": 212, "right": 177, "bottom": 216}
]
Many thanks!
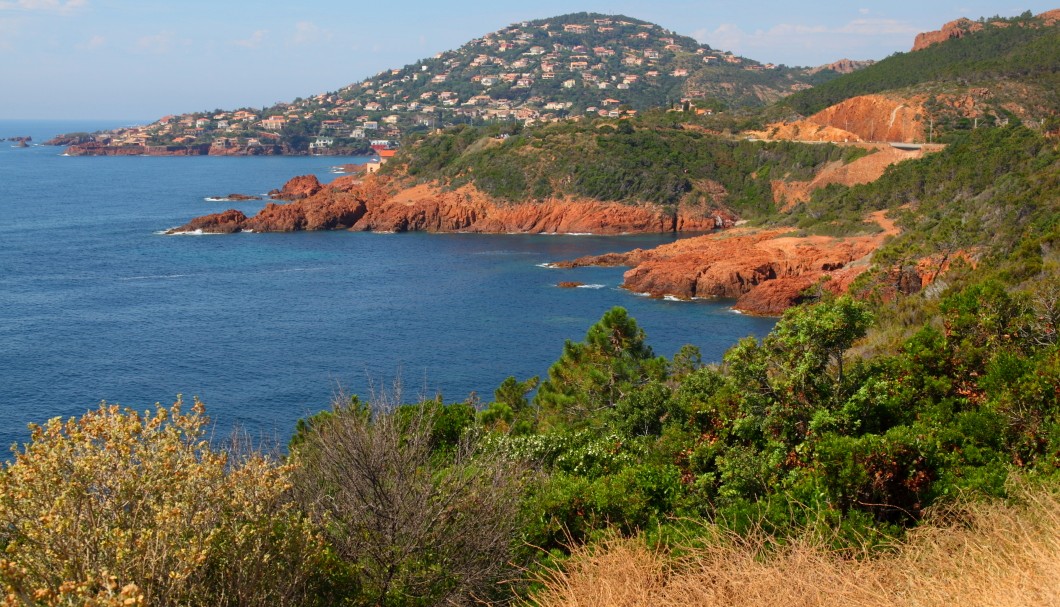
[
  {"left": 771, "top": 146, "right": 927, "bottom": 209},
  {"left": 752, "top": 95, "right": 927, "bottom": 144}
]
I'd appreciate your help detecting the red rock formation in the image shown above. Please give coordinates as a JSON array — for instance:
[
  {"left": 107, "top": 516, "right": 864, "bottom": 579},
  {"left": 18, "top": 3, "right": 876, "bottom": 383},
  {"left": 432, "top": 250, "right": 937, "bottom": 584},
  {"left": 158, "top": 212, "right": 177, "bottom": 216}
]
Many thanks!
[
  {"left": 913, "top": 11, "right": 1060, "bottom": 51},
  {"left": 557, "top": 282, "right": 585, "bottom": 288},
  {"left": 555, "top": 217, "right": 894, "bottom": 315},
  {"left": 912, "top": 18, "right": 983, "bottom": 52},
  {"left": 808, "top": 59, "right": 875, "bottom": 75},
  {"left": 171, "top": 175, "right": 734, "bottom": 236},
  {"left": 167, "top": 209, "right": 248, "bottom": 234},
  {"left": 268, "top": 175, "right": 324, "bottom": 200},
  {"left": 64, "top": 143, "right": 213, "bottom": 156}
]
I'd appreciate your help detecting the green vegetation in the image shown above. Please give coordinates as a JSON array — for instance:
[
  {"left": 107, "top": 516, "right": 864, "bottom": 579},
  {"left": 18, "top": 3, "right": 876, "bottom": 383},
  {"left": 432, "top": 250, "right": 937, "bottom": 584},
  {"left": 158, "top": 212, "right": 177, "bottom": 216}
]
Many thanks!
[
  {"left": 784, "top": 13, "right": 1060, "bottom": 119},
  {"left": 389, "top": 114, "right": 868, "bottom": 216},
  {"left": 6, "top": 260, "right": 1060, "bottom": 604},
  {"left": 7, "top": 11, "right": 1060, "bottom": 604}
]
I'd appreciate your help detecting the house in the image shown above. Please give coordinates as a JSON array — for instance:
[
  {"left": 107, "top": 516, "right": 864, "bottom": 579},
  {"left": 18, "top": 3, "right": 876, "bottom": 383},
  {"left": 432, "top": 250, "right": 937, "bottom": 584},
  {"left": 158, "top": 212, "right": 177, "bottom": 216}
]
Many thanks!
[
  {"left": 562, "top": 79, "right": 577, "bottom": 89},
  {"left": 671, "top": 68, "right": 689, "bottom": 77},
  {"left": 570, "top": 61, "right": 589, "bottom": 71},
  {"left": 362, "top": 121, "right": 379, "bottom": 130},
  {"left": 364, "top": 102, "right": 383, "bottom": 111},
  {"left": 309, "top": 137, "right": 334, "bottom": 151},
  {"left": 260, "top": 116, "right": 287, "bottom": 131}
]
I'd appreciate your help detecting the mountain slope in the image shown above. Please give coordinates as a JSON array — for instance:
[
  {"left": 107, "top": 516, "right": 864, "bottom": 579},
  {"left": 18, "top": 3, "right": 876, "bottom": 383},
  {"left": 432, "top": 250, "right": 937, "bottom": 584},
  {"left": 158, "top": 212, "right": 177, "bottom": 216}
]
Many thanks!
[
  {"left": 51, "top": 12, "right": 854, "bottom": 156},
  {"left": 782, "top": 10, "right": 1060, "bottom": 135}
]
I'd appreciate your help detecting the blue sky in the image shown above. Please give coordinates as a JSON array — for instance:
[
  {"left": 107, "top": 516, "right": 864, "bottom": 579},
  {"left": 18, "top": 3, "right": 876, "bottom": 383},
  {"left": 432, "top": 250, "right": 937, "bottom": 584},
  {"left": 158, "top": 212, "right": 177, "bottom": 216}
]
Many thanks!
[{"left": 0, "top": 1, "right": 1056, "bottom": 119}]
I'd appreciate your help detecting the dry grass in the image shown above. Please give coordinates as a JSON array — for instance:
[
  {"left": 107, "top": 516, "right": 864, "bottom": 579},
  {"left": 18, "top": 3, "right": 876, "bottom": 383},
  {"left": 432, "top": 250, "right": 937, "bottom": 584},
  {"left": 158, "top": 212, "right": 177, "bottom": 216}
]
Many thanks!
[{"left": 528, "top": 483, "right": 1060, "bottom": 607}]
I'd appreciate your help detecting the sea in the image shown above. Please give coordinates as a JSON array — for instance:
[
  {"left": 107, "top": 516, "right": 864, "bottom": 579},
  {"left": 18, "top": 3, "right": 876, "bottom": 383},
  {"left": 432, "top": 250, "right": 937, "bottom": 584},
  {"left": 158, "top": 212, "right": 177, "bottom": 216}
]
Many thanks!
[{"left": 0, "top": 119, "right": 776, "bottom": 450}]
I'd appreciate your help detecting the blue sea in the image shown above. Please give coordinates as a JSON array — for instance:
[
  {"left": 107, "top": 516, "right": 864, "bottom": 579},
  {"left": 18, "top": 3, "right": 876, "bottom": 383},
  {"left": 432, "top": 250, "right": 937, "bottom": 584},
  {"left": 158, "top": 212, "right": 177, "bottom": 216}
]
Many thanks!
[{"left": 0, "top": 119, "right": 776, "bottom": 449}]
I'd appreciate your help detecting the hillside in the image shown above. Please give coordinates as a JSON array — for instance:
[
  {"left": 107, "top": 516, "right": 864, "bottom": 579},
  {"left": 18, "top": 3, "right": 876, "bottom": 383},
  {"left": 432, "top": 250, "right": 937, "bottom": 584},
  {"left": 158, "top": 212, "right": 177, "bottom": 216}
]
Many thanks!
[
  {"left": 49, "top": 12, "right": 851, "bottom": 156},
  {"left": 779, "top": 10, "right": 1060, "bottom": 139}
]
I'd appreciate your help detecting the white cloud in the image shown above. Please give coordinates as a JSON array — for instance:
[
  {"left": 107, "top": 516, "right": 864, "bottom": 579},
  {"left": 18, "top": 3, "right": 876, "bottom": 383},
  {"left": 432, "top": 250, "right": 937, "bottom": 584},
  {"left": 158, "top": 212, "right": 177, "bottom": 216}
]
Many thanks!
[
  {"left": 233, "top": 29, "right": 268, "bottom": 49},
  {"left": 76, "top": 33, "right": 104, "bottom": 50},
  {"left": 291, "top": 21, "right": 331, "bottom": 46},
  {"left": 696, "top": 16, "right": 921, "bottom": 64},
  {"left": 0, "top": 0, "right": 86, "bottom": 14},
  {"left": 136, "top": 30, "right": 175, "bottom": 54},
  {"left": 837, "top": 18, "right": 920, "bottom": 35}
]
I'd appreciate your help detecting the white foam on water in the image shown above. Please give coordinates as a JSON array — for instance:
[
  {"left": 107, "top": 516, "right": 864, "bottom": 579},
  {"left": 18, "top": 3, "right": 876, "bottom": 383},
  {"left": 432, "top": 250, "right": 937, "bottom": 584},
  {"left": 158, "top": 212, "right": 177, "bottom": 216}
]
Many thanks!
[
  {"left": 120, "top": 273, "right": 191, "bottom": 281},
  {"left": 576, "top": 284, "right": 606, "bottom": 289}
]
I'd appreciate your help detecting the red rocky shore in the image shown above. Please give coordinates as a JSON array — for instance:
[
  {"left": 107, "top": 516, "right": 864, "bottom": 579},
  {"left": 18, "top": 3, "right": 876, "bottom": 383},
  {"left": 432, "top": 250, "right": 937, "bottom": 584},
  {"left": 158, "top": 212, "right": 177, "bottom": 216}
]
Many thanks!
[{"left": 167, "top": 174, "right": 733, "bottom": 235}]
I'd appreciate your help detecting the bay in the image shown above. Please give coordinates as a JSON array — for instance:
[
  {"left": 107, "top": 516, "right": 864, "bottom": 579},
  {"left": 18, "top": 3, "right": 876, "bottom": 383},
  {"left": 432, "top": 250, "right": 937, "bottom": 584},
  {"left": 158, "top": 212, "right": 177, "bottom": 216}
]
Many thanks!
[{"left": 0, "top": 120, "right": 775, "bottom": 449}]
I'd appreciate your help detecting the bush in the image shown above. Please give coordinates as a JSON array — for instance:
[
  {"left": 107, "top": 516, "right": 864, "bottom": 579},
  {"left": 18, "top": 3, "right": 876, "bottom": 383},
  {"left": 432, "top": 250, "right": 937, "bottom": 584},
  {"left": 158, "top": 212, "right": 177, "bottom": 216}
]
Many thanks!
[
  {"left": 0, "top": 398, "right": 324, "bottom": 607},
  {"left": 289, "top": 400, "right": 534, "bottom": 606}
]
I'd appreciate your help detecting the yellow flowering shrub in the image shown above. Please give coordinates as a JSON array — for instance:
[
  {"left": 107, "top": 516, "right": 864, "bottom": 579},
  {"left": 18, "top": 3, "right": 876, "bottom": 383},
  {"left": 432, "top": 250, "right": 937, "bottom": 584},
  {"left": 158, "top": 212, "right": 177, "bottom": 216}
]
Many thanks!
[{"left": 0, "top": 398, "right": 325, "bottom": 607}]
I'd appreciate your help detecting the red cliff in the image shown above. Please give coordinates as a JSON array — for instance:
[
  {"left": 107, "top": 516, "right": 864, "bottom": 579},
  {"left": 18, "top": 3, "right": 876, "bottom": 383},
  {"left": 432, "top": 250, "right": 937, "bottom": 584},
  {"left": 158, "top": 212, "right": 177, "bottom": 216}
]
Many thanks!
[
  {"left": 912, "top": 11, "right": 1060, "bottom": 52},
  {"left": 170, "top": 175, "right": 733, "bottom": 236},
  {"left": 554, "top": 211, "right": 901, "bottom": 315},
  {"left": 912, "top": 18, "right": 983, "bottom": 52}
]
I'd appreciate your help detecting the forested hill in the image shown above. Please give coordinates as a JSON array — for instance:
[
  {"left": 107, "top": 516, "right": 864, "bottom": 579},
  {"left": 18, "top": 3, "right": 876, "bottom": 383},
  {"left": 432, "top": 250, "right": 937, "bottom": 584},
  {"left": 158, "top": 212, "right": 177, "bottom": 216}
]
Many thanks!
[{"left": 783, "top": 10, "right": 1060, "bottom": 128}]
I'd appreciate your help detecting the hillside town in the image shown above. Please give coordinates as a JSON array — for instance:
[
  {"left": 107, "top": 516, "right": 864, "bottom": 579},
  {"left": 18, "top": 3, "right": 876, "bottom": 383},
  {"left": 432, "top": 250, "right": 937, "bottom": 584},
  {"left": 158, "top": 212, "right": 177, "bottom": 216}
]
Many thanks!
[{"left": 49, "top": 13, "right": 838, "bottom": 156}]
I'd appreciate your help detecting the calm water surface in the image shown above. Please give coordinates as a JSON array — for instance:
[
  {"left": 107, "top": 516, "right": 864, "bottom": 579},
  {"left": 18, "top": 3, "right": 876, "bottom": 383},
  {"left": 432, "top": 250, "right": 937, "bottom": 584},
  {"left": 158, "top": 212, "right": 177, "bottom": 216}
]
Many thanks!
[{"left": 0, "top": 120, "right": 775, "bottom": 448}]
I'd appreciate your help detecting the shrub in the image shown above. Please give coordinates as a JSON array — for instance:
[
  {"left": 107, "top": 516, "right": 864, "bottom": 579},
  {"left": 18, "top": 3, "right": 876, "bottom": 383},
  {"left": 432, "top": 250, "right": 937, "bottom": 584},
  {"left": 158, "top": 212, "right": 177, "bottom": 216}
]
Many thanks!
[
  {"left": 0, "top": 398, "right": 324, "bottom": 607},
  {"left": 289, "top": 400, "right": 534, "bottom": 606}
]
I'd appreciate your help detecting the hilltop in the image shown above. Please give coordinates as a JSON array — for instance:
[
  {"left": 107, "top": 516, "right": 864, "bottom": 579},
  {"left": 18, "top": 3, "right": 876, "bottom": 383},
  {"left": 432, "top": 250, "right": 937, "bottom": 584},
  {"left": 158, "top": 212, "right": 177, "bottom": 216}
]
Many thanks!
[
  {"left": 762, "top": 9, "right": 1060, "bottom": 143},
  {"left": 50, "top": 12, "right": 851, "bottom": 156}
]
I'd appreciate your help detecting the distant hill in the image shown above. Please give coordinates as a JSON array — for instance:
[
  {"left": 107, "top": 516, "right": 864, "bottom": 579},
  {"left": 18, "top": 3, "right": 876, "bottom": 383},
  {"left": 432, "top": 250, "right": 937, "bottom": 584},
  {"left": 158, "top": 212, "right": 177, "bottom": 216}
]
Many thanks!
[
  {"left": 782, "top": 10, "right": 1060, "bottom": 134},
  {"left": 52, "top": 12, "right": 856, "bottom": 156}
]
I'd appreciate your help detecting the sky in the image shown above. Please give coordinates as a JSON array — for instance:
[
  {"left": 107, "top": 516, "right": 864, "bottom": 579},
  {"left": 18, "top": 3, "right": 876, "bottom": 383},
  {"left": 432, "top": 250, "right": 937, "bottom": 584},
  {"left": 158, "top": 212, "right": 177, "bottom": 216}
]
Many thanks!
[{"left": 0, "top": 0, "right": 1056, "bottom": 120}]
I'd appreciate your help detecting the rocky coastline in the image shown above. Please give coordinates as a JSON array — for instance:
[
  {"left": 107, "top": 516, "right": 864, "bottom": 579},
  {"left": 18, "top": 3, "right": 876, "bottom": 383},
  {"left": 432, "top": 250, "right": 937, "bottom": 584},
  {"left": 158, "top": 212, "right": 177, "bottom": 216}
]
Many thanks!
[{"left": 168, "top": 174, "right": 732, "bottom": 236}]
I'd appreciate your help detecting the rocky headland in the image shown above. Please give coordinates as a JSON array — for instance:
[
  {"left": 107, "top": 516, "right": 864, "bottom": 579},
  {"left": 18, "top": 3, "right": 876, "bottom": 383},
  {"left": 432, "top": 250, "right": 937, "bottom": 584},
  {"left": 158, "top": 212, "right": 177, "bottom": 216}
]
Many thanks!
[
  {"left": 168, "top": 174, "right": 732, "bottom": 236},
  {"left": 553, "top": 211, "right": 906, "bottom": 315}
]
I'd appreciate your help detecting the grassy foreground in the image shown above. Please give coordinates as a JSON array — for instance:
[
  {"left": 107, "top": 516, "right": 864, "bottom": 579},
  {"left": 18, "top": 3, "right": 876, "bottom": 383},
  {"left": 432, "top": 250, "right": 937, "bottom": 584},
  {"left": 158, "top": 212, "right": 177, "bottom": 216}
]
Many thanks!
[{"left": 529, "top": 483, "right": 1060, "bottom": 607}]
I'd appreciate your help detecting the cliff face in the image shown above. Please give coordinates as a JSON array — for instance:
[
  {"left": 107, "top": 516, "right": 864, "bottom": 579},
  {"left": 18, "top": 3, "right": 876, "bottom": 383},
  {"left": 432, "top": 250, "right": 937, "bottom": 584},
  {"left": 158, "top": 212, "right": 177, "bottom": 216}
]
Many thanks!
[
  {"left": 169, "top": 175, "right": 732, "bottom": 236},
  {"left": 754, "top": 95, "right": 927, "bottom": 144},
  {"left": 912, "top": 10, "right": 1060, "bottom": 51},
  {"left": 912, "top": 18, "right": 984, "bottom": 52}
]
